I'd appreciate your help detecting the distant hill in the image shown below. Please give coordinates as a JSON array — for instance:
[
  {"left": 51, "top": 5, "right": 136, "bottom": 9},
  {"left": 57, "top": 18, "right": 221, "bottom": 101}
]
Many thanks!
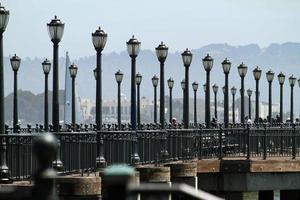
[{"left": 3, "top": 42, "right": 300, "bottom": 113}]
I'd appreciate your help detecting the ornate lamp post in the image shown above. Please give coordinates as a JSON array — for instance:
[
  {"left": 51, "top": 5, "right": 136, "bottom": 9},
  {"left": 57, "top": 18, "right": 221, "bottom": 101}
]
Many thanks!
[
  {"left": 136, "top": 72, "right": 142, "bottom": 129},
  {"left": 253, "top": 67, "right": 262, "bottom": 123},
  {"left": 278, "top": 72, "right": 285, "bottom": 123},
  {"left": 202, "top": 54, "right": 213, "bottom": 127},
  {"left": 92, "top": 27, "right": 107, "bottom": 130},
  {"left": 247, "top": 89, "right": 253, "bottom": 120},
  {"left": 231, "top": 86, "right": 237, "bottom": 124},
  {"left": 0, "top": 4, "right": 9, "bottom": 182},
  {"left": 69, "top": 63, "right": 78, "bottom": 130},
  {"left": 127, "top": 35, "right": 141, "bottom": 164},
  {"left": 10, "top": 54, "right": 21, "bottom": 133},
  {"left": 92, "top": 27, "right": 107, "bottom": 168},
  {"left": 182, "top": 49, "right": 193, "bottom": 128},
  {"left": 181, "top": 80, "right": 185, "bottom": 123},
  {"left": 222, "top": 58, "right": 231, "bottom": 128},
  {"left": 289, "top": 75, "right": 296, "bottom": 123},
  {"left": 47, "top": 16, "right": 64, "bottom": 132},
  {"left": 42, "top": 59, "right": 51, "bottom": 131},
  {"left": 192, "top": 81, "right": 199, "bottom": 125},
  {"left": 266, "top": 70, "right": 274, "bottom": 123},
  {"left": 127, "top": 36, "right": 141, "bottom": 130},
  {"left": 167, "top": 78, "right": 174, "bottom": 123},
  {"left": 115, "top": 70, "right": 123, "bottom": 130},
  {"left": 237, "top": 63, "right": 248, "bottom": 123},
  {"left": 152, "top": 75, "right": 159, "bottom": 124},
  {"left": 156, "top": 42, "right": 168, "bottom": 129},
  {"left": 212, "top": 84, "right": 218, "bottom": 120}
]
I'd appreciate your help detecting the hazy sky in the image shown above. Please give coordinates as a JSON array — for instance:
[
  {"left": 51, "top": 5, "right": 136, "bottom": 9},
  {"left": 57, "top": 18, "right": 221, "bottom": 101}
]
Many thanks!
[{"left": 2, "top": 0, "right": 300, "bottom": 58}]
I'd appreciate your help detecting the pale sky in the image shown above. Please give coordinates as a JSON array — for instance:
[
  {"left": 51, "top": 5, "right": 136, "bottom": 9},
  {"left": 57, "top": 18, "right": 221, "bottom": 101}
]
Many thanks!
[{"left": 2, "top": 0, "right": 300, "bottom": 58}]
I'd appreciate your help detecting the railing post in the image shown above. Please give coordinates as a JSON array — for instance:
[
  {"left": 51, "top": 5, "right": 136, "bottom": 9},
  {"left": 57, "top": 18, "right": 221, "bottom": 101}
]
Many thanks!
[
  {"left": 263, "top": 124, "right": 267, "bottom": 160},
  {"left": 199, "top": 126, "right": 203, "bottom": 160},
  {"left": 219, "top": 126, "right": 223, "bottom": 160},
  {"left": 292, "top": 123, "right": 296, "bottom": 159},
  {"left": 247, "top": 123, "right": 250, "bottom": 160}
]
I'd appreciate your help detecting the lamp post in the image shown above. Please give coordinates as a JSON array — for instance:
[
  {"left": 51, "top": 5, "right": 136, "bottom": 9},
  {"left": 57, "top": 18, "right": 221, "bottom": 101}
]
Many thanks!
[
  {"left": 47, "top": 16, "right": 64, "bottom": 133},
  {"left": 238, "top": 63, "right": 248, "bottom": 123},
  {"left": 42, "top": 59, "right": 51, "bottom": 131},
  {"left": 266, "top": 70, "right": 274, "bottom": 124},
  {"left": 136, "top": 72, "right": 142, "bottom": 129},
  {"left": 127, "top": 35, "right": 141, "bottom": 164},
  {"left": 231, "top": 86, "right": 237, "bottom": 124},
  {"left": 167, "top": 78, "right": 174, "bottom": 123},
  {"left": 278, "top": 72, "right": 285, "bottom": 123},
  {"left": 156, "top": 42, "right": 168, "bottom": 129},
  {"left": 92, "top": 27, "right": 107, "bottom": 168},
  {"left": 202, "top": 54, "right": 213, "bottom": 127},
  {"left": 181, "top": 80, "right": 185, "bottom": 123},
  {"left": 253, "top": 67, "right": 262, "bottom": 123},
  {"left": 127, "top": 36, "right": 141, "bottom": 130},
  {"left": 182, "top": 49, "right": 193, "bottom": 128},
  {"left": 192, "top": 81, "right": 199, "bottom": 125},
  {"left": 212, "top": 84, "right": 218, "bottom": 120},
  {"left": 10, "top": 54, "right": 21, "bottom": 133},
  {"left": 115, "top": 70, "right": 123, "bottom": 130},
  {"left": 0, "top": 3, "right": 9, "bottom": 182},
  {"left": 92, "top": 27, "right": 107, "bottom": 130},
  {"left": 222, "top": 58, "right": 231, "bottom": 128},
  {"left": 69, "top": 63, "right": 78, "bottom": 130},
  {"left": 152, "top": 75, "right": 159, "bottom": 124},
  {"left": 289, "top": 75, "right": 296, "bottom": 123},
  {"left": 247, "top": 89, "right": 253, "bottom": 120}
]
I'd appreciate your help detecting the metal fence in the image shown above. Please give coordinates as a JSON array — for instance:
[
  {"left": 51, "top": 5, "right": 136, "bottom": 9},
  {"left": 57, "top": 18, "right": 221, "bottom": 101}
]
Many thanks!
[{"left": 1, "top": 124, "right": 300, "bottom": 181}]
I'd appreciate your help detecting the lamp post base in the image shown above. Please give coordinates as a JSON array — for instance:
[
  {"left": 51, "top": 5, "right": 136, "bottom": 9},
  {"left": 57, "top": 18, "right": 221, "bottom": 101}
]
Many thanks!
[
  {"left": 52, "top": 160, "right": 64, "bottom": 172},
  {"left": 131, "top": 153, "right": 140, "bottom": 165},
  {"left": 96, "top": 156, "right": 107, "bottom": 169},
  {"left": 0, "top": 168, "right": 11, "bottom": 184}
]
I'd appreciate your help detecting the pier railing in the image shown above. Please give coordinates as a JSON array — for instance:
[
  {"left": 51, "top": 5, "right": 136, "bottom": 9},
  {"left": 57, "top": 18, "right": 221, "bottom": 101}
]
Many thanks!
[{"left": 1, "top": 123, "right": 300, "bottom": 181}]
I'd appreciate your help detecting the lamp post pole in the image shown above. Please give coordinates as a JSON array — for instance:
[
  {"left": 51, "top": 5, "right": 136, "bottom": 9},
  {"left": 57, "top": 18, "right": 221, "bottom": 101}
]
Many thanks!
[
  {"left": 115, "top": 70, "right": 123, "bottom": 130},
  {"left": 266, "top": 70, "right": 274, "bottom": 124},
  {"left": 136, "top": 73, "right": 142, "bottom": 129},
  {"left": 168, "top": 78, "right": 174, "bottom": 123},
  {"left": 42, "top": 59, "right": 51, "bottom": 132},
  {"left": 0, "top": 4, "right": 9, "bottom": 182},
  {"left": 222, "top": 58, "right": 231, "bottom": 128},
  {"left": 69, "top": 63, "right": 78, "bottom": 130},
  {"left": 92, "top": 27, "right": 107, "bottom": 168},
  {"left": 156, "top": 42, "right": 168, "bottom": 129},
  {"left": 231, "top": 86, "right": 237, "bottom": 124},
  {"left": 278, "top": 73, "right": 285, "bottom": 123},
  {"left": 212, "top": 84, "right": 218, "bottom": 120},
  {"left": 181, "top": 80, "right": 185, "bottom": 123},
  {"left": 202, "top": 54, "right": 213, "bottom": 127},
  {"left": 47, "top": 16, "right": 64, "bottom": 133},
  {"left": 253, "top": 67, "right": 262, "bottom": 123},
  {"left": 127, "top": 35, "right": 141, "bottom": 164},
  {"left": 238, "top": 63, "right": 248, "bottom": 123},
  {"left": 289, "top": 75, "right": 296, "bottom": 123},
  {"left": 10, "top": 54, "right": 21, "bottom": 133},
  {"left": 247, "top": 89, "right": 252, "bottom": 120},
  {"left": 192, "top": 82, "right": 198, "bottom": 125},
  {"left": 152, "top": 75, "right": 159, "bottom": 124},
  {"left": 182, "top": 49, "right": 193, "bottom": 128}
]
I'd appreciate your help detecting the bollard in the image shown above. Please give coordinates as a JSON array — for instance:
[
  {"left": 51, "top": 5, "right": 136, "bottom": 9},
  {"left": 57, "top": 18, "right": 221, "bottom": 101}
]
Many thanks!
[
  {"left": 102, "top": 164, "right": 136, "bottom": 200},
  {"left": 136, "top": 165, "right": 171, "bottom": 200},
  {"left": 32, "top": 133, "right": 59, "bottom": 200},
  {"left": 165, "top": 162, "right": 197, "bottom": 191}
]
